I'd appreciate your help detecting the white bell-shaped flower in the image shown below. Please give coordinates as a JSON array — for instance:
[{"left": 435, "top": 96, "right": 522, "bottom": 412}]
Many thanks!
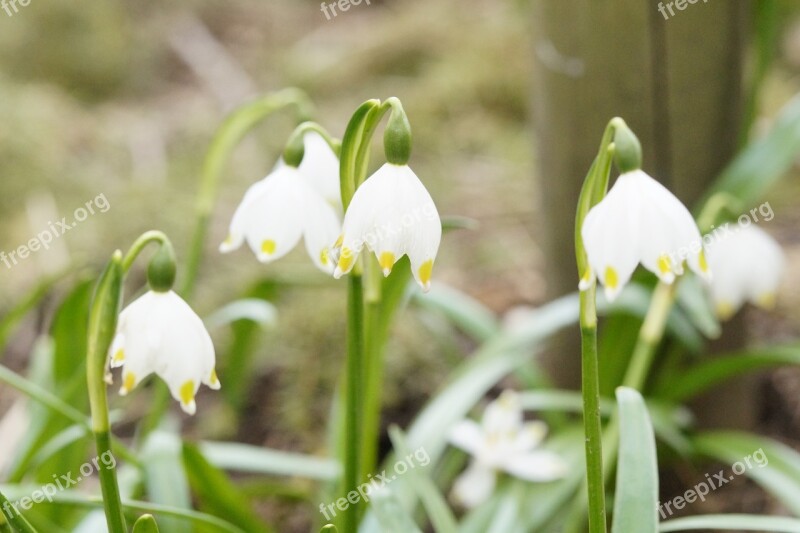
[
  {"left": 220, "top": 132, "right": 342, "bottom": 273},
  {"left": 448, "top": 391, "right": 567, "bottom": 508},
  {"left": 108, "top": 290, "right": 219, "bottom": 415},
  {"left": 332, "top": 163, "right": 442, "bottom": 291},
  {"left": 580, "top": 169, "right": 710, "bottom": 301},
  {"left": 706, "top": 225, "right": 785, "bottom": 320}
]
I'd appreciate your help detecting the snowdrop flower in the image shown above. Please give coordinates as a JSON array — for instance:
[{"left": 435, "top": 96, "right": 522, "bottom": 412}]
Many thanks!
[
  {"left": 332, "top": 163, "right": 442, "bottom": 291},
  {"left": 706, "top": 225, "right": 785, "bottom": 320},
  {"left": 108, "top": 290, "right": 219, "bottom": 415},
  {"left": 580, "top": 169, "right": 710, "bottom": 301},
  {"left": 220, "top": 132, "right": 342, "bottom": 273},
  {"left": 448, "top": 391, "right": 567, "bottom": 508}
]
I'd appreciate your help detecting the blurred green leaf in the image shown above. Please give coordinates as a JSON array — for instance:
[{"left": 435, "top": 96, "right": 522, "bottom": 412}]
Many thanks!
[
  {"left": 199, "top": 441, "right": 339, "bottom": 480},
  {"left": 387, "top": 426, "right": 457, "bottom": 533},
  {"left": 702, "top": 94, "right": 800, "bottom": 208},
  {"left": 368, "top": 487, "right": 423, "bottom": 533},
  {"left": 612, "top": 387, "right": 658, "bottom": 533},
  {"left": 654, "top": 343, "right": 800, "bottom": 402},
  {"left": 660, "top": 514, "right": 800, "bottom": 532},
  {"left": 204, "top": 299, "right": 277, "bottom": 331},
  {"left": 142, "top": 430, "right": 192, "bottom": 533},
  {"left": 411, "top": 283, "right": 499, "bottom": 343},
  {"left": 182, "top": 443, "right": 272, "bottom": 533},
  {"left": 693, "top": 432, "right": 800, "bottom": 515}
]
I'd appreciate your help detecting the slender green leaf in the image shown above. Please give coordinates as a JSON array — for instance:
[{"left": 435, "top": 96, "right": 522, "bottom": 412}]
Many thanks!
[
  {"left": 411, "top": 283, "right": 499, "bottom": 342},
  {"left": 368, "top": 487, "right": 423, "bottom": 533},
  {"left": 182, "top": 443, "right": 272, "bottom": 533},
  {"left": 142, "top": 430, "right": 191, "bottom": 533},
  {"left": 132, "top": 515, "right": 160, "bottom": 533},
  {"left": 660, "top": 514, "right": 800, "bottom": 532},
  {"left": 612, "top": 387, "right": 658, "bottom": 533},
  {"left": 204, "top": 299, "right": 277, "bottom": 331},
  {"left": 199, "top": 441, "right": 339, "bottom": 480},
  {"left": 654, "top": 344, "right": 800, "bottom": 402}
]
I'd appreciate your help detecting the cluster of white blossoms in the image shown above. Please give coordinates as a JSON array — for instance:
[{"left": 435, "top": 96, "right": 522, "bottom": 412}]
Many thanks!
[
  {"left": 580, "top": 169, "right": 785, "bottom": 319},
  {"left": 448, "top": 391, "right": 566, "bottom": 508}
]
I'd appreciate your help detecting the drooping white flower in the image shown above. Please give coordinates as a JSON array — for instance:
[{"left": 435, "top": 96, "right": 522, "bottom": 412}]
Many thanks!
[
  {"left": 332, "top": 163, "right": 442, "bottom": 291},
  {"left": 705, "top": 225, "right": 785, "bottom": 320},
  {"left": 448, "top": 391, "right": 567, "bottom": 508},
  {"left": 580, "top": 169, "right": 710, "bottom": 301},
  {"left": 108, "top": 290, "right": 219, "bottom": 415},
  {"left": 220, "top": 132, "right": 342, "bottom": 273}
]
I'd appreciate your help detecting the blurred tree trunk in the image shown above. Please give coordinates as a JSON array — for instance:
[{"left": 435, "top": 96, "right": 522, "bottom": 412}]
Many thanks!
[{"left": 531, "top": 0, "right": 754, "bottom": 428}]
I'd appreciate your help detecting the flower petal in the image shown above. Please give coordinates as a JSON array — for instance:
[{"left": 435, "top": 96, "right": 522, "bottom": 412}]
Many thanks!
[
  {"left": 219, "top": 177, "right": 272, "bottom": 253},
  {"left": 449, "top": 419, "right": 484, "bottom": 455},
  {"left": 451, "top": 461, "right": 496, "bottom": 508},
  {"left": 301, "top": 180, "right": 342, "bottom": 273},
  {"left": 298, "top": 131, "right": 342, "bottom": 209},
  {"left": 500, "top": 450, "right": 567, "bottom": 482}
]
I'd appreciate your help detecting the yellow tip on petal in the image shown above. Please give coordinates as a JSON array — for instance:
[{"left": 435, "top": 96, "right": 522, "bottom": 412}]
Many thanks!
[
  {"left": 337, "top": 246, "right": 354, "bottom": 273},
  {"left": 379, "top": 252, "right": 396, "bottom": 276},
  {"left": 756, "top": 292, "right": 777, "bottom": 310},
  {"left": 578, "top": 269, "right": 592, "bottom": 291},
  {"left": 209, "top": 369, "right": 221, "bottom": 389},
  {"left": 180, "top": 380, "right": 195, "bottom": 408},
  {"left": 112, "top": 348, "right": 125, "bottom": 364},
  {"left": 261, "top": 240, "right": 277, "bottom": 256},
  {"left": 320, "top": 247, "right": 329, "bottom": 266},
  {"left": 716, "top": 301, "right": 736, "bottom": 321},
  {"left": 418, "top": 259, "right": 434, "bottom": 290},
  {"left": 657, "top": 254, "right": 672, "bottom": 275},
  {"left": 604, "top": 266, "right": 619, "bottom": 290},
  {"left": 120, "top": 372, "right": 136, "bottom": 395},
  {"left": 699, "top": 250, "right": 709, "bottom": 274},
  {"left": 334, "top": 234, "right": 344, "bottom": 248}
]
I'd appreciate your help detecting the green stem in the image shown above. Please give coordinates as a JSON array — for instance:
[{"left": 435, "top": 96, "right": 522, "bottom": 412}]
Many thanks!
[
  {"left": 93, "top": 431, "right": 126, "bottom": 533},
  {"left": 621, "top": 281, "right": 676, "bottom": 390},
  {"left": 121, "top": 231, "right": 170, "bottom": 274},
  {"left": 181, "top": 88, "right": 313, "bottom": 300},
  {"left": 0, "top": 489, "right": 37, "bottom": 533},
  {"left": 360, "top": 258, "right": 383, "bottom": 480},
  {"left": 579, "top": 285, "right": 607, "bottom": 533},
  {"left": 340, "top": 273, "right": 365, "bottom": 533}
]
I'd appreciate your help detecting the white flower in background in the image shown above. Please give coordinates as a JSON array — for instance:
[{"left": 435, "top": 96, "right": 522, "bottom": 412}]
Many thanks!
[
  {"left": 706, "top": 225, "right": 785, "bottom": 320},
  {"left": 108, "top": 290, "right": 219, "bottom": 415},
  {"left": 448, "top": 391, "right": 567, "bottom": 508},
  {"left": 220, "top": 132, "right": 342, "bottom": 273},
  {"left": 332, "top": 163, "right": 442, "bottom": 291},
  {"left": 580, "top": 169, "right": 710, "bottom": 301}
]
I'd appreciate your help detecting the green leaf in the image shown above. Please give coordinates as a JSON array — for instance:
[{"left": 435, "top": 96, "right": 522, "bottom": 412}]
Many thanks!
[
  {"left": 654, "top": 343, "right": 800, "bottom": 402},
  {"left": 182, "top": 443, "right": 272, "bottom": 533},
  {"left": 141, "top": 430, "right": 192, "bottom": 533},
  {"left": 204, "top": 299, "right": 277, "bottom": 331},
  {"left": 612, "top": 387, "right": 658, "bottom": 533},
  {"left": 132, "top": 515, "right": 160, "bottom": 533},
  {"left": 692, "top": 431, "right": 800, "bottom": 515},
  {"left": 387, "top": 426, "right": 457, "bottom": 533},
  {"left": 199, "top": 441, "right": 339, "bottom": 480},
  {"left": 660, "top": 514, "right": 800, "bottom": 532},
  {"left": 702, "top": 94, "right": 800, "bottom": 207},
  {"left": 411, "top": 283, "right": 499, "bottom": 343},
  {"left": 368, "top": 487, "right": 423, "bottom": 533}
]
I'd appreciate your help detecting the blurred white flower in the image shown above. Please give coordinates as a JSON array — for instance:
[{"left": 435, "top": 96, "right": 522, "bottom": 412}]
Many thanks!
[
  {"left": 220, "top": 132, "right": 342, "bottom": 273},
  {"left": 332, "top": 163, "right": 442, "bottom": 291},
  {"left": 109, "top": 290, "right": 219, "bottom": 415},
  {"left": 448, "top": 391, "right": 566, "bottom": 508},
  {"left": 706, "top": 225, "right": 785, "bottom": 320},
  {"left": 580, "top": 169, "right": 710, "bottom": 301}
]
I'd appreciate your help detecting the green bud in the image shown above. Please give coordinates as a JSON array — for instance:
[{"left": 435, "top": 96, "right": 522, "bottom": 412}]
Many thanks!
[
  {"left": 132, "top": 515, "right": 160, "bottom": 533},
  {"left": 384, "top": 101, "right": 412, "bottom": 165},
  {"left": 147, "top": 241, "right": 177, "bottom": 292},
  {"left": 282, "top": 130, "right": 306, "bottom": 168},
  {"left": 613, "top": 122, "right": 642, "bottom": 173}
]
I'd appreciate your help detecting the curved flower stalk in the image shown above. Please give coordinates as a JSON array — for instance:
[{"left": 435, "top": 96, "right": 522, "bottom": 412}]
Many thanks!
[
  {"left": 706, "top": 225, "right": 785, "bottom": 319},
  {"left": 220, "top": 129, "right": 342, "bottom": 273},
  {"left": 580, "top": 168, "right": 711, "bottom": 301},
  {"left": 109, "top": 290, "right": 219, "bottom": 415},
  {"left": 332, "top": 162, "right": 442, "bottom": 291},
  {"left": 448, "top": 391, "right": 567, "bottom": 508}
]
